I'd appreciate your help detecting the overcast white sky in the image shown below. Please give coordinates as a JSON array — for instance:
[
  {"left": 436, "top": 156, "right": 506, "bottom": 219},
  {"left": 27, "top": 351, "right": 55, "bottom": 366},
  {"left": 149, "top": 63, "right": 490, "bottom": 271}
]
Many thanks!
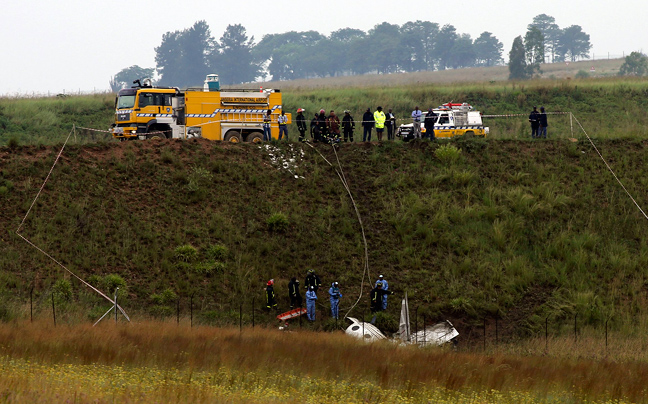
[{"left": 1, "top": 0, "right": 646, "bottom": 96}]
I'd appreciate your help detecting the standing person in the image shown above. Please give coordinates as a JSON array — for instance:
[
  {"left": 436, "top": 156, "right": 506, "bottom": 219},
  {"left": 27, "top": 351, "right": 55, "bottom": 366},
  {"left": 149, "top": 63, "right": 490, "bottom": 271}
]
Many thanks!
[
  {"left": 305, "top": 269, "right": 322, "bottom": 292},
  {"left": 262, "top": 109, "right": 272, "bottom": 141},
  {"left": 278, "top": 110, "right": 288, "bottom": 140},
  {"left": 424, "top": 108, "right": 436, "bottom": 141},
  {"left": 296, "top": 108, "right": 307, "bottom": 142},
  {"left": 265, "top": 279, "right": 277, "bottom": 310},
  {"left": 374, "top": 106, "right": 386, "bottom": 141},
  {"left": 386, "top": 108, "right": 396, "bottom": 140},
  {"left": 538, "top": 106, "right": 548, "bottom": 138},
  {"left": 288, "top": 277, "right": 302, "bottom": 309},
  {"left": 374, "top": 275, "right": 389, "bottom": 310},
  {"left": 326, "top": 110, "right": 341, "bottom": 144},
  {"left": 306, "top": 286, "right": 317, "bottom": 321},
  {"left": 362, "top": 108, "right": 374, "bottom": 142},
  {"left": 341, "top": 110, "right": 355, "bottom": 142},
  {"left": 370, "top": 283, "right": 393, "bottom": 317},
  {"left": 411, "top": 106, "right": 422, "bottom": 139},
  {"left": 529, "top": 106, "right": 540, "bottom": 139},
  {"left": 328, "top": 282, "right": 342, "bottom": 319},
  {"left": 310, "top": 113, "right": 319, "bottom": 142},
  {"left": 317, "top": 109, "right": 328, "bottom": 143}
]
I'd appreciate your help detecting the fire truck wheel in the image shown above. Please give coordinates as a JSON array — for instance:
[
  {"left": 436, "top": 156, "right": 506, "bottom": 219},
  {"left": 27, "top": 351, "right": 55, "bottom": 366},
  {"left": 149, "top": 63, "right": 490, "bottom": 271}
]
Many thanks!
[
  {"left": 224, "top": 132, "right": 242, "bottom": 143},
  {"left": 463, "top": 131, "right": 475, "bottom": 139},
  {"left": 247, "top": 132, "right": 263, "bottom": 143},
  {"left": 146, "top": 132, "right": 166, "bottom": 140}
]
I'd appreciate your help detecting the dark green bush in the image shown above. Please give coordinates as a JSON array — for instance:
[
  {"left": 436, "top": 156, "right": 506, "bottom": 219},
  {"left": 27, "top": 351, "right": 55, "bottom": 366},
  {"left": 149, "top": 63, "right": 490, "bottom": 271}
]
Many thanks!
[
  {"left": 267, "top": 213, "right": 289, "bottom": 233},
  {"left": 206, "top": 244, "right": 228, "bottom": 261},
  {"left": 174, "top": 245, "right": 198, "bottom": 263}
]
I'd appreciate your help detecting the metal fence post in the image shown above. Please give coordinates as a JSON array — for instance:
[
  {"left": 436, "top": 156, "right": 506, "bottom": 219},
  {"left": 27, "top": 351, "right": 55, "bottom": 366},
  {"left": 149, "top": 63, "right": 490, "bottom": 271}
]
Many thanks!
[
  {"left": 483, "top": 318, "right": 486, "bottom": 351},
  {"left": 545, "top": 317, "right": 548, "bottom": 352},
  {"left": 239, "top": 303, "right": 242, "bottom": 332},
  {"left": 30, "top": 287, "right": 33, "bottom": 323},
  {"left": 495, "top": 315, "right": 499, "bottom": 347},
  {"left": 414, "top": 306, "right": 418, "bottom": 344},
  {"left": 51, "top": 292, "right": 56, "bottom": 327},
  {"left": 114, "top": 288, "right": 118, "bottom": 323},
  {"left": 362, "top": 310, "right": 365, "bottom": 340},
  {"left": 423, "top": 314, "right": 426, "bottom": 346}
]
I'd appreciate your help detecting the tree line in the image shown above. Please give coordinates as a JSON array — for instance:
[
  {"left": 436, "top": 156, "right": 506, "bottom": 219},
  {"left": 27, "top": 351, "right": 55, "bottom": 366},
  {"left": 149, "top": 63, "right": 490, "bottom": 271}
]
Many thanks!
[
  {"left": 508, "top": 14, "right": 592, "bottom": 79},
  {"left": 110, "top": 20, "right": 504, "bottom": 90},
  {"left": 110, "top": 15, "right": 598, "bottom": 90}
]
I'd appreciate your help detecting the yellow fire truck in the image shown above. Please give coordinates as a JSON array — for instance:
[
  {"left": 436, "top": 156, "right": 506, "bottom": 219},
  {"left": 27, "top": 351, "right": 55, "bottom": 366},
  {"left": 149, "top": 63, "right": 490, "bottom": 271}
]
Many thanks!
[{"left": 111, "top": 75, "right": 290, "bottom": 142}]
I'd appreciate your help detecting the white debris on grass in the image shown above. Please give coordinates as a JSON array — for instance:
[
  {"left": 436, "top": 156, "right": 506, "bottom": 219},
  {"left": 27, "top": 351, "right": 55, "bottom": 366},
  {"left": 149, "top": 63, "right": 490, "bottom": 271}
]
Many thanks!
[{"left": 260, "top": 143, "right": 306, "bottom": 179}]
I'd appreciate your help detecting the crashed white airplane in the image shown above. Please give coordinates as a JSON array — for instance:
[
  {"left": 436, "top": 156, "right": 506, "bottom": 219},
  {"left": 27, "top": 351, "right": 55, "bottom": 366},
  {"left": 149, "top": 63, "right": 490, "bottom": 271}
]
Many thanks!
[{"left": 344, "top": 293, "right": 459, "bottom": 345}]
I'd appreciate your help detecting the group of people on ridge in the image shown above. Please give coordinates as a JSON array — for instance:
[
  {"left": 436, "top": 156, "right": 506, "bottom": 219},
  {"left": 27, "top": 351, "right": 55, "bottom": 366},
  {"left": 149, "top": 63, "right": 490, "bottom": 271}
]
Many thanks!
[
  {"left": 294, "top": 108, "right": 398, "bottom": 143},
  {"left": 265, "top": 270, "right": 393, "bottom": 322}
]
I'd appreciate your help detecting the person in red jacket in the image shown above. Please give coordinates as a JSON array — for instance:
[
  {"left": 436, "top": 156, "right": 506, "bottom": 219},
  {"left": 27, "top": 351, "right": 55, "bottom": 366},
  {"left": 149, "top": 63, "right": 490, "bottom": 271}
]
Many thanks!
[{"left": 326, "top": 110, "right": 341, "bottom": 144}]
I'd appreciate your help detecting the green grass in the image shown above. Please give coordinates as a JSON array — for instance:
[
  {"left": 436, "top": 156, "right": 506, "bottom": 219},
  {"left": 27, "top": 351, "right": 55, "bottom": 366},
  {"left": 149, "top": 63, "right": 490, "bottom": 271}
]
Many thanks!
[{"left": 2, "top": 74, "right": 648, "bottom": 146}]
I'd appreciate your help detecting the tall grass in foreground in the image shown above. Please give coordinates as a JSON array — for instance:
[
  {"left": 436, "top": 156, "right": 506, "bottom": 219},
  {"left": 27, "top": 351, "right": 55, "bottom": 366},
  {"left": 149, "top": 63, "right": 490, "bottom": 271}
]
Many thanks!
[{"left": 0, "top": 320, "right": 647, "bottom": 403}]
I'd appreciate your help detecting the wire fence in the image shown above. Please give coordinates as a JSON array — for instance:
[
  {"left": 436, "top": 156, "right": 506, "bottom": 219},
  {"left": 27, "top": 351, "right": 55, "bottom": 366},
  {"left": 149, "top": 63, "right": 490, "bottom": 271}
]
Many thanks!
[{"left": 17, "top": 287, "right": 623, "bottom": 354}]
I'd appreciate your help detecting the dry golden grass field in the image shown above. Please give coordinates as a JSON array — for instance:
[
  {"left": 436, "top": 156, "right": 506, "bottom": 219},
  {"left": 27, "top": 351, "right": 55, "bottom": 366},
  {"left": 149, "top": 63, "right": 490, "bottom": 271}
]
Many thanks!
[{"left": 1, "top": 319, "right": 647, "bottom": 403}]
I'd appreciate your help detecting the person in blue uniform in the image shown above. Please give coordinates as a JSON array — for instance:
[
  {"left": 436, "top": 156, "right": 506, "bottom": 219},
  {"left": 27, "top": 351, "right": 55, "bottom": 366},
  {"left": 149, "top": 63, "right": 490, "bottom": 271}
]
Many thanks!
[
  {"left": 329, "top": 282, "right": 342, "bottom": 319},
  {"left": 306, "top": 286, "right": 317, "bottom": 321},
  {"left": 374, "top": 275, "right": 389, "bottom": 310}
]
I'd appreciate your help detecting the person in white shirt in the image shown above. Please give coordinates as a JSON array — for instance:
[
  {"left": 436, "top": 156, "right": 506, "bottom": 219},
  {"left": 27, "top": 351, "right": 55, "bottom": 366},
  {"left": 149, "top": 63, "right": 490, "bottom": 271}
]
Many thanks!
[{"left": 411, "top": 106, "right": 422, "bottom": 139}]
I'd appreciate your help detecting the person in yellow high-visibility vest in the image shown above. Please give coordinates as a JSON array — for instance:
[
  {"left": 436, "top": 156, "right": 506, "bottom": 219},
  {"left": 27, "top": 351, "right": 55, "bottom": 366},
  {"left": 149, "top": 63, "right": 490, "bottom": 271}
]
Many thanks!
[{"left": 374, "top": 106, "right": 386, "bottom": 141}]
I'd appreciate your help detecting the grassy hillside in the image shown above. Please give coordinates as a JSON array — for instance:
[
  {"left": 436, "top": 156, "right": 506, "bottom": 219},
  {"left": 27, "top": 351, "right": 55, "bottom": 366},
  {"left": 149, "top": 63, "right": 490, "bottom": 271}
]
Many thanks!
[
  {"left": 0, "top": 94, "right": 114, "bottom": 145},
  {"left": 2, "top": 135, "right": 648, "bottom": 340}
]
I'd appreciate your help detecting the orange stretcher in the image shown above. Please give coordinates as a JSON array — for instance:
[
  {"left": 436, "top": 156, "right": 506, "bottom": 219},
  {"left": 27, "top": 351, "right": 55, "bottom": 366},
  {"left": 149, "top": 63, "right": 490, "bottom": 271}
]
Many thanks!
[{"left": 277, "top": 308, "right": 307, "bottom": 321}]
